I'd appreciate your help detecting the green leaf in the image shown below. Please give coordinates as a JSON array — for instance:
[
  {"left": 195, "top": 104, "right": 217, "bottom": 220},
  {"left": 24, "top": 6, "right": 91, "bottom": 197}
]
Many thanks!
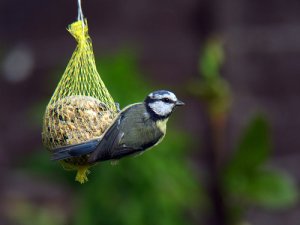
[
  {"left": 199, "top": 38, "right": 224, "bottom": 79},
  {"left": 226, "top": 170, "right": 298, "bottom": 209},
  {"left": 249, "top": 170, "right": 298, "bottom": 208},
  {"left": 231, "top": 115, "right": 271, "bottom": 170},
  {"left": 224, "top": 115, "right": 297, "bottom": 210}
]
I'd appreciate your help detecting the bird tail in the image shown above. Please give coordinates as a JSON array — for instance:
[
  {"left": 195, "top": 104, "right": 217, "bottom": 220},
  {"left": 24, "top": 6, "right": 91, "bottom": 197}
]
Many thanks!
[
  {"left": 51, "top": 139, "right": 100, "bottom": 161},
  {"left": 51, "top": 149, "right": 73, "bottom": 161}
]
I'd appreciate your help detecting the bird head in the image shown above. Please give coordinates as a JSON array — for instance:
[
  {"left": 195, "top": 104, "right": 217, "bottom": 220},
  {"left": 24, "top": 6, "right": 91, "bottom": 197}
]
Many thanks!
[{"left": 145, "top": 90, "right": 184, "bottom": 120}]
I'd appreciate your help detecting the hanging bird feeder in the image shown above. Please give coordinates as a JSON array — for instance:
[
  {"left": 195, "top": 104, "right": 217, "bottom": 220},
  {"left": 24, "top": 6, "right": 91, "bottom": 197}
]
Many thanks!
[{"left": 42, "top": 1, "right": 117, "bottom": 183}]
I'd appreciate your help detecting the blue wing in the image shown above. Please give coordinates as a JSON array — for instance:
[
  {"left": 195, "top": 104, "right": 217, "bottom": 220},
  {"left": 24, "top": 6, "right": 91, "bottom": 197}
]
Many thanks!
[{"left": 51, "top": 139, "right": 100, "bottom": 161}]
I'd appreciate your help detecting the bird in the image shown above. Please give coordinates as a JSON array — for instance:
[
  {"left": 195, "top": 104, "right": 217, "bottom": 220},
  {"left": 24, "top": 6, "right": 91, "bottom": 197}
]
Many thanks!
[{"left": 51, "top": 90, "right": 184, "bottom": 164}]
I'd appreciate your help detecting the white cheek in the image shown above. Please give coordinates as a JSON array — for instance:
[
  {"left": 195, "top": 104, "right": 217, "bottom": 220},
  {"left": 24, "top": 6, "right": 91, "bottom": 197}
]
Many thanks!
[{"left": 149, "top": 102, "right": 173, "bottom": 116}]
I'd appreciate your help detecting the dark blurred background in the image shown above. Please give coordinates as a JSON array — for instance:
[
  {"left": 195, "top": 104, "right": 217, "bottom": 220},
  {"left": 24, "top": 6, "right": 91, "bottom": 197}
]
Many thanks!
[{"left": 0, "top": 1, "right": 300, "bottom": 225}]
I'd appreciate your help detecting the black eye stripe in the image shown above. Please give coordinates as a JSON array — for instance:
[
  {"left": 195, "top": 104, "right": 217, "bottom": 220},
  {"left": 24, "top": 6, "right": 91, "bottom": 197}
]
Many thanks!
[
  {"left": 161, "top": 98, "right": 173, "bottom": 103},
  {"left": 145, "top": 96, "right": 175, "bottom": 104}
]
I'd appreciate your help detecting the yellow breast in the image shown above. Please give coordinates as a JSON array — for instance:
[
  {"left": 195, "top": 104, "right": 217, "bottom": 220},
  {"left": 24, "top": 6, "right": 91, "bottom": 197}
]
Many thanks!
[
  {"left": 153, "top": 119, "right": 168, "bottom": 147},
  {"left": 156, "top": 118, "right": 168, "bottom": 133}
]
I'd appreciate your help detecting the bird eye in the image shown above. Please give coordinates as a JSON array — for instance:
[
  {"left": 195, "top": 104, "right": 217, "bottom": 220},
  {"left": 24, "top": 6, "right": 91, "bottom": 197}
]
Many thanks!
[{"left": 162, "top": 98, "right": 171, "bottom": 103}]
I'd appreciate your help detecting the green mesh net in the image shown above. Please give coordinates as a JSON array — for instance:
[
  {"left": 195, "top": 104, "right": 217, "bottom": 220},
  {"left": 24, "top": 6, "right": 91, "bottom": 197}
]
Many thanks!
[{"left": 42, "top": 20, "right": 117, "bottom": 183}]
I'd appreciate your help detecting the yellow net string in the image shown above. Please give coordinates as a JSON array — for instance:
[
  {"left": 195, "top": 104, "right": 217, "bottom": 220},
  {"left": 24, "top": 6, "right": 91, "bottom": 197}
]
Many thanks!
[
  {"left": 42, "top": 19, "right": 117, "bottom": 183},
  {"left": 49, "top": 20, "right": 116, "bottom": 110}
]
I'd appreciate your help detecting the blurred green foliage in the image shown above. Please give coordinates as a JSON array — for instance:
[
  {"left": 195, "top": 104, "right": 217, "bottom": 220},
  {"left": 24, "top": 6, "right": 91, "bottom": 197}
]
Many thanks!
[
  {"left": 229, "top": 116, "right": 271, "bottom": 170},
  {"left": 97, "top": 49, "right": 152, "bottom": 106},
  {"left": 189, "top": 38, "right": 231, "bottom": 116},
  {"left": 199, "top": 38, "right": 224, "bottom": 80},
  {"left": 194, "top": 38, "right": 298, "bottom": 224},
  {"left": 24, "top": 50, "right": 201, "bottom": 225},
  {"left": 8, "top": 201, "right": 65, "bottom": 225},
  {"left": 224, "top": 115, "right": 298, "bottom": 210}
]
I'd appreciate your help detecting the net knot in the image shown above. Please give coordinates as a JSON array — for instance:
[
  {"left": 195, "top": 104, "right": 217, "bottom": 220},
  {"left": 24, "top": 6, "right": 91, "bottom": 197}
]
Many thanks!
[{"left": 68, "top": 20, "right": 88, "bottom": 43}]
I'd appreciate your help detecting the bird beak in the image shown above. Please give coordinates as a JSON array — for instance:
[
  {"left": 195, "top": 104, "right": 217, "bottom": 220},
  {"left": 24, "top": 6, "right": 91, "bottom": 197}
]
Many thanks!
[{"left": 175, "top": 100, "right": 185, "bottom": 106}]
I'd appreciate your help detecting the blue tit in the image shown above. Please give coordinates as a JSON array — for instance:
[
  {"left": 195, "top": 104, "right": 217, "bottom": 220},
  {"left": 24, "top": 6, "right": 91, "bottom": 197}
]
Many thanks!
[{"left": 51, "top": 90, "right": 184, "bottom": 163}]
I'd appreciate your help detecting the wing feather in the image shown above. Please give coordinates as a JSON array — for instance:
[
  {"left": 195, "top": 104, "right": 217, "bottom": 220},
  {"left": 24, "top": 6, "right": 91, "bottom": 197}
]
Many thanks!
[
  {"left": 88, "top": 116, "right": 124, "bottom": 162},
  {"left": 51, "top": 138, "right": 100, "bottom": 161}
]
